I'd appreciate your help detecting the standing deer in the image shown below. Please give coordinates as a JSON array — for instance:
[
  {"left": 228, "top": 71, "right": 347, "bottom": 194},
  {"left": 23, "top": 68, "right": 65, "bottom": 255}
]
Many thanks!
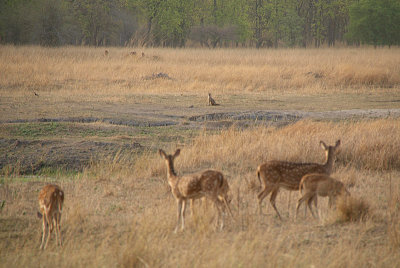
[
  {"left": 257, "top": 140, "right": 341, "bottom": 220},
  {"left": 296, "top": 173, "right": 350, "bottom": 219},
  {"left": 37, "top": 184, "right": 64, "bottom": 250},
  {"left": 159, "top": 149, "right": 233, "bottom": 232}
]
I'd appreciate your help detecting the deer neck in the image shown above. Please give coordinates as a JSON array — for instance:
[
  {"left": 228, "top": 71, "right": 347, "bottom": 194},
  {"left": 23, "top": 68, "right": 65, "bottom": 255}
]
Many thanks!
[
  {"left": 166, "top": 161, "right": 179, "bottom": 187},
  {"left": 323, "top": 150, "right": 335, "bottom": 174}
]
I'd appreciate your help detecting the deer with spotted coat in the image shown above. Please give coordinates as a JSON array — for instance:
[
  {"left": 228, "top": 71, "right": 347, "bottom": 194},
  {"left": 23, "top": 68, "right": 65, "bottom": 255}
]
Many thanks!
[
  {"left": 37, "top": 184, "right": 64, "bottom": 249},
  {"left": 159, "top": 149, "right": 233, "bottom": 232},
  {"left": 257, "top": 140, "right": 341, "bottom": 220}
]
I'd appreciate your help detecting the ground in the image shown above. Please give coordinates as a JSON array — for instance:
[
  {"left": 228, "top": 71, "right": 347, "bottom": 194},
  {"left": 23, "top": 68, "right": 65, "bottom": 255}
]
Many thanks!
[{"left": 0, "top": 46, "right": 400, "bottom": 267}]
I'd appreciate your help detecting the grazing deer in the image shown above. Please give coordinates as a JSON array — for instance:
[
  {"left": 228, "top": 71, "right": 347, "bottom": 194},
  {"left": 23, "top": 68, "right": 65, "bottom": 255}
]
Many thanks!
[
  {"left": 208, "top": 93, "right": 219, "bottom": 106},
  {"left": 37, "top": 184, "right": 64, "bottom": 250},
  {"left": 159, "top": 149, "right": 233, "bottom": 232},
  {"left": 190, "top": 172, "right": 232, "bottom": 217},
  {"left": 257, "top": 140, "right": 341, "bottom": 220},
  {"left": 296, "top": 173, "right": 350, "bottom": 219}
]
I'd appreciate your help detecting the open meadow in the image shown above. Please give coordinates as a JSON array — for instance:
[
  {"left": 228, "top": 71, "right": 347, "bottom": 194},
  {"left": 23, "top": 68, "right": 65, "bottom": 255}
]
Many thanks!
[{"left": 1, "top": 46, "right": 400, "bottom": 267}]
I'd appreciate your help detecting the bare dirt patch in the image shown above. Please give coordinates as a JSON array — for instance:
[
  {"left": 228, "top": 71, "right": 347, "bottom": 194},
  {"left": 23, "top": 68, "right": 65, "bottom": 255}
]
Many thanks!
[{"left": 1, "top": 107, "right": 399, "bottom": 174}]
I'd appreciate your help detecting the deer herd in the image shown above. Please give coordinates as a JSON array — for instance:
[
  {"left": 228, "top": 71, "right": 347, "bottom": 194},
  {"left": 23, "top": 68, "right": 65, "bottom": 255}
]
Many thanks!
[{"left": 38, "top": 139, "right": 350, "bottom": 249}]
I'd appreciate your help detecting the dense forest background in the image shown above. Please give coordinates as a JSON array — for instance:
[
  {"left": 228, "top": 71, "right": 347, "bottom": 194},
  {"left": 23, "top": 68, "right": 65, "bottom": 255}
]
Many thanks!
[{"left": 0, "top": 0, "right": 399, "bottom": 48}]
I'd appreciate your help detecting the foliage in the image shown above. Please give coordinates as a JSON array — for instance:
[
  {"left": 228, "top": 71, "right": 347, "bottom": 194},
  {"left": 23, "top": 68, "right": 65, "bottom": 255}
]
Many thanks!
[
  {"left": 346, "top": 0, "right": 400, "bottom": 46},
  {"left": 0, "top": 0, "right": 398, "bottom": 47}
]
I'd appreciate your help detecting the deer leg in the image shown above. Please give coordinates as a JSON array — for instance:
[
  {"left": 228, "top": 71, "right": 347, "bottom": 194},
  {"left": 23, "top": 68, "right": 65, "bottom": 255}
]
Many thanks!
[
  {"left": 307, "top": 196, "right": 317, "bottom": 219},
  {"left": 270, "top": 188, "right": 282, "bottom": 220},
  {"left": 222, "top": 196, "right": 234, "bottom": 220},
  {"left": 55, "top": 213, "right": 62, "bottom": 246},
  {"left": 296, "top": 195, "right": 307, "bottom": 219},
  {"left": 53, "top": 218, "right": 59, "bottom": 246},
  {"left": 209, "top": 195, "right": 224, "bottom": 230},
  {"left": 181, "top": 200, "right": 187, "bottom": 231},
  {"left": 257, "top": 186, "right": 273, "bottom": 215},
  {"left": 174, "top": 199, "right": 183, "bottom": 233},
  {"left": 57, "top": 213, "right": 62, "bottom": 246},
  {"left": 40, "top": 214, "right": 47, "bottom": 249},
  {"left": 217, "top": 200, "right": 224, "bottom": 230},
  {"left": 44, "top": 215, "right": 52, "bottom": 249},
  {"left": 311, "top": 196, "right": 319, "bottom": 219}
]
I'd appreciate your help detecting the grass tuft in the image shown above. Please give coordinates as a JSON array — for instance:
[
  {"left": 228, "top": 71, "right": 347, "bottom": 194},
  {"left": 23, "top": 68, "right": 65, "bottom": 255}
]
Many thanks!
[{"left": 335, "top": 195, "right": 370, "bottom": 223}]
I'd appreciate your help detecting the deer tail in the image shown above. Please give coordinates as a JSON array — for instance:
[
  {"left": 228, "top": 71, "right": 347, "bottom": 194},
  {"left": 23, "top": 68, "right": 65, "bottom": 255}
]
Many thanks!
[{"left": 257, "top": 166, "right": 262, "bottom": 189}]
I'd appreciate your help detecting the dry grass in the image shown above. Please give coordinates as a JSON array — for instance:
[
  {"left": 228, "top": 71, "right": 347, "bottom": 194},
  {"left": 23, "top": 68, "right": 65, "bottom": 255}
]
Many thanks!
[
  {"left": 1, "top": 46, "right": 400, "bottom": 267},
  {"left": 1, "top": 46, "right": 400, "bottom": 123},
  {"left": 2, "top": 119, "right": 400, "bottom": 267},
  {"left": 1, "top": 46, "right": 400, "bottom": 96},
  {"left": 335, "top": 195, "right": 370, "bottom": 222}
]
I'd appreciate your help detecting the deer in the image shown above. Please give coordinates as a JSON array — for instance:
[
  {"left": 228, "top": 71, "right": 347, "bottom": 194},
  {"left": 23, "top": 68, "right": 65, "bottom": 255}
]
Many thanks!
[
  {"left": 104, "top": 49, "right": 109, "bottom": 56},
  {"left": 159, "top": 149, "right": 233, "bottom": 232},
  {"left": 208, "top": 93, "right": 219, "bottom": 106},
  {"left": 296, "top": 173, "right": 350, "bottom": 219},
  {"left": 37, "top": 184, "right": 64, "bottom": 250},
  {"left": 257, "top": 140, "right": 341, "bottom": 220}
]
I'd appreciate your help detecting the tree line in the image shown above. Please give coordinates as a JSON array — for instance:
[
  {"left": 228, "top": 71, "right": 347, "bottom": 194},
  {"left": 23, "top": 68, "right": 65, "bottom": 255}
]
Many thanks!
[{"left": 0, "top": 0, "right": 399, "bottom": 48}]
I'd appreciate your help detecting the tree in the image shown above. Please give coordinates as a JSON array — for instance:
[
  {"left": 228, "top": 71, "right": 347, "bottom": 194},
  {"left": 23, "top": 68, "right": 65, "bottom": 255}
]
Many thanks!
[
  {"left": 347, "top": 0, "right": 400, "bottom": 47},
  {"left": 190, "top": 0, "right": 251, "bottom": 47},
  {"left": 71, "top": 0, "right": 116, "bottom": 46},
  {"left": 39, "top": 0, "right": 65, "bottom": 46}
]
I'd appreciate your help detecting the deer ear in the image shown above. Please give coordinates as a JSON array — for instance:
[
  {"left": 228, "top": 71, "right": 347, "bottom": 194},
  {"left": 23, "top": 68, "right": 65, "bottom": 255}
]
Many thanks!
[
  {"left": 159, "top": 149, "right": 167, "bottom": 159},
  {"left": 173, "top": 149, "right": 181, "bottom": 158},
  {"left": 335, "top": 140, "right": 341, "bottom": 147},
  {"left": 320, "top": 141, "right": 328, "bottom": 150}
]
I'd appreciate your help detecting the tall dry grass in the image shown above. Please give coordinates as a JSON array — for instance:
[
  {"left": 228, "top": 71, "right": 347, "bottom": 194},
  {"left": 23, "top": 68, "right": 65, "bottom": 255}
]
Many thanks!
[
  {"left": 1, "top": 46, "right": 399, "bottom": 97},
  {"left": 2, "top": 119, "right": 400, "bottom": 267}
]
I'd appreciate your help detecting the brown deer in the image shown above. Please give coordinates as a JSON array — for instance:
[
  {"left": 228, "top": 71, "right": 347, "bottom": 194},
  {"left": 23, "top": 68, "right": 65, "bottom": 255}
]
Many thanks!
[
  {"left": 37, "top": 184, "right": 64, "bottom": 249},
  {"left": 208, "top": 93, "right": 219, "bottom": 106},
  {"left": 257, "top": 140, "right": 341, "bottom": 220},
  {"left": 159, "top": 149, "right": 233, "bottom": 232},
  {"left": 296, "top": 173, "right": 350, "bottom": 219}
]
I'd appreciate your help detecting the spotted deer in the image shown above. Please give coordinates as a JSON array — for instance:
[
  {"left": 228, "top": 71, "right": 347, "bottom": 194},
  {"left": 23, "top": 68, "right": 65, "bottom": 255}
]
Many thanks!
[
  {"left": 208, "top": 93, "right": 218, "bottom": 106},
  {"left": 257, "top": 140, "right": 341, "bottom": 220},
  {"left": 159, "top": 149, "right": 233, "bottom": 232},
  {"left": 37, "top": 184, "right": 64, "bottom": 249},
  {"left": 296, "top": 173, "right": 350, "bottom": 219}
]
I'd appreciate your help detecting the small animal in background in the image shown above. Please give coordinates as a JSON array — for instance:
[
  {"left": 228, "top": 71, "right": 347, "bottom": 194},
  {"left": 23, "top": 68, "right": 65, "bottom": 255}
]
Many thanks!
[
  {"left": 208, "top": 93, "right": 219, "bottom": 106},
  {"left": 296, "top": 173, "right": 350, "bottom": 219},
  {"left": 130, "top": 51, "right": 137, "bottom": 56},
  {"left": 37, "top": 184, "right": 64, "bottom": 250},
  {"left": 104, "top": 50, "right": 109, "bottom": 56}
]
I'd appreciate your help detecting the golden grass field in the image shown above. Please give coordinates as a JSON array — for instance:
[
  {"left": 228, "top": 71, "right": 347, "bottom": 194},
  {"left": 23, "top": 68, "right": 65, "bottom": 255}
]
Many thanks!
[{"left": 1, "top": 46, "right": 400, "bottom": 267}]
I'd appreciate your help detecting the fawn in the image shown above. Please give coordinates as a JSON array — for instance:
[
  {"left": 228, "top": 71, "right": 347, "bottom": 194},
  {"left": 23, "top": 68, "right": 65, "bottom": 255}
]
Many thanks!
[
  {"left": 37, "top": 184, "right": 64, "bottom": 249},
  {"left": 257, "top": 140, "right": 341, "bottom": 219},
  {"left": 296, "top": 173, "right": 350, "bottom": 219}
]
